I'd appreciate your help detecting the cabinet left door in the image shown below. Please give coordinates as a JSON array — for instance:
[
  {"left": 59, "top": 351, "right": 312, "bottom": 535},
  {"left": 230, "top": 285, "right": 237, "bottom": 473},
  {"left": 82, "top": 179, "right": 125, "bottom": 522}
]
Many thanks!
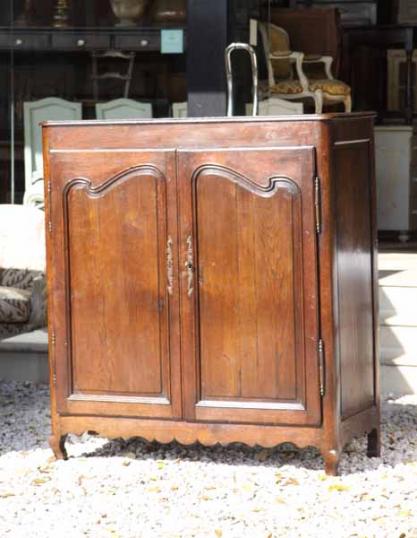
[{"left": 46, "top": 149, "right": 182, "bottom": 419}]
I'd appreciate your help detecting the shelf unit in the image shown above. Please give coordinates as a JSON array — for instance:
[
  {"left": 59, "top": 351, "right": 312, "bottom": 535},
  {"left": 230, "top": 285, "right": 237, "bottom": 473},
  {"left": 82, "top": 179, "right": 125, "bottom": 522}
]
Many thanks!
[
  {"left": 0, "top": 25, "right": 188, "bottom": 203},
  {"left": 0, "top": 26, "right": 187, "bottom": 52}
]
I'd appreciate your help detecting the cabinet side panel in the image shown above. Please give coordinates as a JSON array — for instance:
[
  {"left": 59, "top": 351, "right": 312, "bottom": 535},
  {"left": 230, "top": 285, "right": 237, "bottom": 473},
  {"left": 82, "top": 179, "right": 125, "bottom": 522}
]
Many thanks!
[{"left": 335, "top": 142, "right": 375, "bottom": 419}]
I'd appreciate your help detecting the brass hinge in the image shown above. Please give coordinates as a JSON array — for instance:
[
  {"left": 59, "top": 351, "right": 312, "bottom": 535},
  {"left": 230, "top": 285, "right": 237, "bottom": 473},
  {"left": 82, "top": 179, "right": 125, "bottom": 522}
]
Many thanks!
[
  {"left": 51, "top": 331, "right": 57, "bottom": 385},
  {"left": 47, "top": 181, "right": 52, "bottom": 232},
  {"left": 314, "top": 176, "right": 322, "bottom": 234},
  {"left": 318, "top": 338, "right": 325, "bottom": 397}
]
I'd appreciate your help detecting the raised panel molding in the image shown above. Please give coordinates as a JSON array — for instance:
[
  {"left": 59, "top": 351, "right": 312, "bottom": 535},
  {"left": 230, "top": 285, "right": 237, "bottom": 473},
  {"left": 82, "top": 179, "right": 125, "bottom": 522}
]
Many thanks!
[
  {"left": 191, "top": 164, "right": 301, "bottom": 198},
  {"left": 188, "top": 159, "right": 309, "bottom": 418},
  {"left": 62, "top": 164, "right": 166, "bottom": 199},
  {"left": 62, "top": 165, "right": 170, "bottom": 402}
]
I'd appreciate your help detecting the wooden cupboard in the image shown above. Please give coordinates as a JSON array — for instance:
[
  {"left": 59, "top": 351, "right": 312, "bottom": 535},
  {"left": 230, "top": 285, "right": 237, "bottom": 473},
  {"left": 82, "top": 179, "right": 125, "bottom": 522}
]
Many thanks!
[{"left": 43, "top": 113, "right": 380, "bottom": 475}]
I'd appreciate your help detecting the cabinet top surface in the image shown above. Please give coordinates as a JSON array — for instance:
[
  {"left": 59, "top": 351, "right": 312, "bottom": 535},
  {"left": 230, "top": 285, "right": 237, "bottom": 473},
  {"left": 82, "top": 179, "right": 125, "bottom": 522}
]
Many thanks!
[
  {"left": 43, "top": 112, "right": 375, "bottom": 129},
  {"left": 43, "top": 112, "right": 375, "bottom": 151}
]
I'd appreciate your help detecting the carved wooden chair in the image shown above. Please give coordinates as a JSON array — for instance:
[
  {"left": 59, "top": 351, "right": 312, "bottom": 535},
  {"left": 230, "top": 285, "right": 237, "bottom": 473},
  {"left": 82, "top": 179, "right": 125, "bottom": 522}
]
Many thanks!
[{"left": 259, "top": 22, "right": 351, "bottom": 113}]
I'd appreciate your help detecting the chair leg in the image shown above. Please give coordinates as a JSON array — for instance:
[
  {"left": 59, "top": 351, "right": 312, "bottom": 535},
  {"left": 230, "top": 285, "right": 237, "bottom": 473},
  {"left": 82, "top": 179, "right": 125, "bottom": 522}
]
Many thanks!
[
  {"left": 344, "top": 95, "right": 352, "bottom": 113},
  {"left": 313, "top": 90, "right": 323, "bottom": 114}
]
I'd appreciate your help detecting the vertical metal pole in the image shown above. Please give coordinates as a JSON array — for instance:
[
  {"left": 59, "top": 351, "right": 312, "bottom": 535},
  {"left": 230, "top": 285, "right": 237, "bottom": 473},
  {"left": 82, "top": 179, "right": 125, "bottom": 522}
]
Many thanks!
[
  {"left": 10, "top": 0, "right": 15, "bottom": 203},
  {"left": 225, "top": 43, "right": 258, "bottom": 117}
]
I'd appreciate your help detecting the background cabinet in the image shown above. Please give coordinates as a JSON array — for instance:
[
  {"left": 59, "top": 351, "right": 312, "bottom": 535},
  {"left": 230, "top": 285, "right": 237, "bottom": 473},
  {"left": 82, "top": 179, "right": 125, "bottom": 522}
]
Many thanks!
[
  {"left": 375, "top": 126, "right": 417, "bottom": 238},
  {"left": 44, "top": 113, "right": 380, "bottom": 475}
]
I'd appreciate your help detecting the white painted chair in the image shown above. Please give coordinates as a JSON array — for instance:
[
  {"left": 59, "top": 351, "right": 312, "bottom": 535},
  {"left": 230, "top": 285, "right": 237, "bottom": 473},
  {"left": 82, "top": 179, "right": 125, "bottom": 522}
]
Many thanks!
[
  {"left": 172, "top": 102, "right": 188, "bottom": 118},
  {"left": 23, "top": 98, "right": 82, "bottom": 208},
  {"left": 95, "top": 98, "right": 152, "bottom": 120},
  {"left": 246, "top": 97, "right": 303, "bottom": 116}
]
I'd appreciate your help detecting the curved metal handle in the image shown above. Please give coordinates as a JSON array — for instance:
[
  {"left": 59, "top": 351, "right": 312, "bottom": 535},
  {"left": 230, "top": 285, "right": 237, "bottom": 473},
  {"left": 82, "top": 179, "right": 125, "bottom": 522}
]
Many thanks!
[
  {"left": 185, "top": 235, "right": 194, "bottom": 297},
  {"left": 225, "top": 42, "right": 258, "bottom": 117},
  {"left": 166, "top": 236, "right": 174, "bottom": 296}
]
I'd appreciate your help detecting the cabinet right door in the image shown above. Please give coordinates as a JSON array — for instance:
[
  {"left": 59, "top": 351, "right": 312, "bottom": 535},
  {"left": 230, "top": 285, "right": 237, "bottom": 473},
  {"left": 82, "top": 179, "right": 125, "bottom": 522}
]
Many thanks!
[{"left": 178, "top": 145, "right": 322, "bottom": 426}]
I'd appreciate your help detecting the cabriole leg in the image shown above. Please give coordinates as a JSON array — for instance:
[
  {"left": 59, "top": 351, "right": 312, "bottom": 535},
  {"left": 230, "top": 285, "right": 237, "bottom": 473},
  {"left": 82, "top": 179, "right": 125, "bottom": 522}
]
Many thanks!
[
  {"left": 323, "top": 448, "right": 341, "bottom": 476},
  {"left": 49, "top": 434, "right": 68, "bottom": 460},
  {"left": 367, "top": 428, "right": 381, "bottom": 458}
]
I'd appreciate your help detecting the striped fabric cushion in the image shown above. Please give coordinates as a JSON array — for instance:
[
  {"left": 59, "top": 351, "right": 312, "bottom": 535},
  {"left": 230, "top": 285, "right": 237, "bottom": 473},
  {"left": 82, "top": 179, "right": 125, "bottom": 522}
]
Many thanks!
[
  {"left": 0, "top": 268, "right": 42, "bottom": 290},
  {"left": 0, "top": 286, "right": 32, "bottom": 323}
]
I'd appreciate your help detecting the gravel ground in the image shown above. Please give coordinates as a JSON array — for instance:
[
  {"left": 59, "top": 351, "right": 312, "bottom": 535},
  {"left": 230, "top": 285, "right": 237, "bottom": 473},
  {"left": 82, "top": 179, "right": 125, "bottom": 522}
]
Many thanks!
[{"left": 1, "top": 381, "right": 417, "bottom": 538}]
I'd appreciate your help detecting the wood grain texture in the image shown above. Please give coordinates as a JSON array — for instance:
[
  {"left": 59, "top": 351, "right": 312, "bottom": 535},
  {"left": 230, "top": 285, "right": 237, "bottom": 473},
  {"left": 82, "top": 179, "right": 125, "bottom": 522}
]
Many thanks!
[
  {"left": 66, "top": 169, "right": 166, "bottom": 396},
  {"left": 334, "top": 141, "right": 375, "bottom": 419},
  {"left": 178, "top": 147, "right": 321, "bottom": 426},
  {"left": 196, "top": 173, "right": 299, "bottom": 401},
  {"left": 48, "top": 151, "right": 181, "bottom": 419},
  {"left": 59, "top": 414, "right": 323, "bottom": 449}
]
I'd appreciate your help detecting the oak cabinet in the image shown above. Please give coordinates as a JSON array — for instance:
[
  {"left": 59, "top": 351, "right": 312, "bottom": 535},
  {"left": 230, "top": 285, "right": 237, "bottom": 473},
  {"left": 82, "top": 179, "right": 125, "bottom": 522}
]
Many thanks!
[{"left": 43, "top": 113, "right": 380, "bottom": 475}]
